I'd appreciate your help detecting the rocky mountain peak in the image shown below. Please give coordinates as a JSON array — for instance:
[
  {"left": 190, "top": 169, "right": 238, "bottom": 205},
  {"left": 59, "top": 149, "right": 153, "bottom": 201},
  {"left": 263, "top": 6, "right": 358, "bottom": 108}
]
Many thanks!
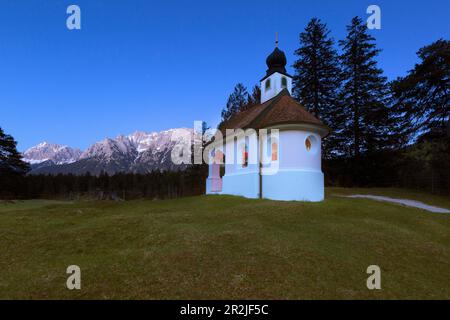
[{"left": 23, "top": 142, "right": 82, "bottom": 165}]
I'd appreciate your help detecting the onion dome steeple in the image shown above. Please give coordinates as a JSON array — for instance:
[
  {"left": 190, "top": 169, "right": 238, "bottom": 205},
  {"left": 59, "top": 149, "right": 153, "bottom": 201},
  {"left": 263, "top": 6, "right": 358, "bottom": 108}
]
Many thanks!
[
  {"left": 260, "top": 34, "right": 293, "bottom": 103},
  {"left": 265, "top": 47, "right": 287, "bottom": 77}
]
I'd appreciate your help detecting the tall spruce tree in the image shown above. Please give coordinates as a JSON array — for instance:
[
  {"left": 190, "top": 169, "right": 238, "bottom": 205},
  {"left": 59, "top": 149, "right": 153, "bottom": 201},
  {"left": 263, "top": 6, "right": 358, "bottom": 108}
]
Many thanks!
[
  {"left": 0, "top": 127, "right": 29, "bottom": 175},
  {"left": 292, "top": 18, "right": 343, "bottom": 158},
  {"left": 220, "top": 83, "right": 249, "bottom": 122},
  {"left": 392, "top": 39, "right": 450, "bottom": 141},
  {"left": 0, "top": 127, "right": 29, "bottom": 198},
  {"left": 245, "top": 85, "right": 261, "bottom": 110},
  {"left": 338, "top": 17, "right": 393, "bottom": 159}
]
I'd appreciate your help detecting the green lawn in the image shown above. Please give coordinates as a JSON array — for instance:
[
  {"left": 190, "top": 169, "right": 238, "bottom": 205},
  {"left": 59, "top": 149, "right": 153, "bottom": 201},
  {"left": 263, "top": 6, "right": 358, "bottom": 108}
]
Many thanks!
[{"left": 0, "top": 188, "right": 449, "bottom": 299}]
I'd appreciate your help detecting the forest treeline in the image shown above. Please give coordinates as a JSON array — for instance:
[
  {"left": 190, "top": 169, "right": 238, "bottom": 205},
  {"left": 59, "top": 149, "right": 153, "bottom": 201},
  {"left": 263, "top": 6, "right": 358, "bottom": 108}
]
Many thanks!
[
  {"left": 0, "top": 165, "right": 208, "bottom": 200},
  {"left": 1, "top": 16, "right": 449, "bottom": 199}
]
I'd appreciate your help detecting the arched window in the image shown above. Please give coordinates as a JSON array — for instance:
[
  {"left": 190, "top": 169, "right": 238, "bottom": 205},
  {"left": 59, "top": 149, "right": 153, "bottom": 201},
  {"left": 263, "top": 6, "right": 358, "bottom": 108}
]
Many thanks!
[
  {"left": 242, "top": 137, "right": 249, "bottom": 168},
  {"left": 271, "top": 141, "right": 278, "bottom": 161},
  {"left": 267, "top": 136, "right": 278, "bottom": 161},
  {"left": 265, "top": 78, "right": 271, "bottom": 90},
  {"left": 281, "top": 77, "right": 287, "bottom": 88}
]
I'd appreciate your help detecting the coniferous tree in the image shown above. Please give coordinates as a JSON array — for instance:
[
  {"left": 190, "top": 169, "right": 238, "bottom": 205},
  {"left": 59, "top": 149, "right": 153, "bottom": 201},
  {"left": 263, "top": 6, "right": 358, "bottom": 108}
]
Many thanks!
[
  {"left": 220, "top": 83, "right": 249, "bottom": 121},
  {"left": 0, "top": 127, "right": 29, "bottom": 175},
  {"left": 391, "top": 39, "right": 450, "bottom": 194},
  {"left": 0, "top": 127, "right": 29, "bottom": 198},
  {"left": 338, "top": 17, "right": 393, "bottom": 159},
  {"left": 292, "top": 18, "right": 343, "bottom": 158},
  {"left": 392, "top": 39, "right": 450, "bottom": 141},
  {"left": 244, "top": 85, "right": 261, "bottom": 110}
]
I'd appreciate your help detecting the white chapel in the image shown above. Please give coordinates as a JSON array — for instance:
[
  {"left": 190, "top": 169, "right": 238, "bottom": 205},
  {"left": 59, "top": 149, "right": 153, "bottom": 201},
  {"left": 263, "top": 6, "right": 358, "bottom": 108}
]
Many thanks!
[{"left": 206, "top": 44, "right": 329, "bottom": 201}]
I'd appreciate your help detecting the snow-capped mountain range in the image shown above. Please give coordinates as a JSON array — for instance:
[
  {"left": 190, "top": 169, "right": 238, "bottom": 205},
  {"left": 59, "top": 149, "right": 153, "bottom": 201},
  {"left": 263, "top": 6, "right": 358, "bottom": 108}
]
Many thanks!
[
  {"left": 22, "top": 128, "right": 195, "bottom": 175},
  {"left": 23, "top": 142, "right": 82, "bottom": 165}
]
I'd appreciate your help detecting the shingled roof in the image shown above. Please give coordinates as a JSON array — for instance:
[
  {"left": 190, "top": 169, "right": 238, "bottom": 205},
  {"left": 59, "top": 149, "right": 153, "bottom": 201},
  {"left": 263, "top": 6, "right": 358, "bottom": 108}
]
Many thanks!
[{"left": 218, "top": 89, "right": 329, "bottom": 136}]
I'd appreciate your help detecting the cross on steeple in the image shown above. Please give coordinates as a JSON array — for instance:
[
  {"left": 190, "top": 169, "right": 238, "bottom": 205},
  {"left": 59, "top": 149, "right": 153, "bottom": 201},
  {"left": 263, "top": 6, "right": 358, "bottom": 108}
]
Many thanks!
[{"left": 275, "top": 32, "right": 278, "bottom": 47}]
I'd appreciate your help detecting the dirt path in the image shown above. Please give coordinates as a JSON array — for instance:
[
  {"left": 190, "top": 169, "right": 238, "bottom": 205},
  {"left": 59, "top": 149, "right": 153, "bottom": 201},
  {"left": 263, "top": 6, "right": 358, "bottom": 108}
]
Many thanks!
[{"left": 343, "top": 195, "right": 450, "bottom": 213}]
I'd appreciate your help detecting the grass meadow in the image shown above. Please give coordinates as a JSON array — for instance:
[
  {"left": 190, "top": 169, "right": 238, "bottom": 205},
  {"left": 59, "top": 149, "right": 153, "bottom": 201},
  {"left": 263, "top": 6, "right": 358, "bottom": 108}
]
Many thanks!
[{"left": 0, "top": 188, "right": 449, "bottom": 299}]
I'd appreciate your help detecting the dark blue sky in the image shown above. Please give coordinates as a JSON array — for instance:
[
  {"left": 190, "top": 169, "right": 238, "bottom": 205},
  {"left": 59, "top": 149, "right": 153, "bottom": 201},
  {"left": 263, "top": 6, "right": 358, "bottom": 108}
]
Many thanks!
[{"left": 1, "top": 0, "right": 449, "bottom": 151}]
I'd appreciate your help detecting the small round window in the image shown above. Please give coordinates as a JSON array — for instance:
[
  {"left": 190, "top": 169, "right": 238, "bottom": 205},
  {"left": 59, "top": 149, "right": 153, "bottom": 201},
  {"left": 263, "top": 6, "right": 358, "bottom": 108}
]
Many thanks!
[{"left": 305, "top": 135, "right": 318, "bottom": 153}]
